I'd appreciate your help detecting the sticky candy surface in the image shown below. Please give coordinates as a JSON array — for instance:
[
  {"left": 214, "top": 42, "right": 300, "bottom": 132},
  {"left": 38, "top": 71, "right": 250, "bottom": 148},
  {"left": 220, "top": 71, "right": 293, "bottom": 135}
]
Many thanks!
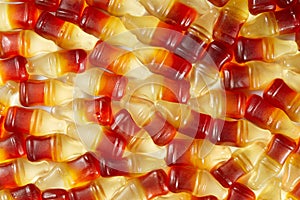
[{"left": 1, "top": 0, "right": 300, "bottom": 199}]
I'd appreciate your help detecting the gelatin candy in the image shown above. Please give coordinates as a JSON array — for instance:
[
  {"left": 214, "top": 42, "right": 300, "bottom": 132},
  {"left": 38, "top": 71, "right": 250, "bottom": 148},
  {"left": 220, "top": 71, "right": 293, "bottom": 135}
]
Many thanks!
[
  {"left": 143, "top": 111, "right": 177, "bottom": 146},
  {"left": 0, "top": 30, "right": 59, "bottom": 58},
  {"left": 121, "top": 14, "right": 184, "bottom": 52},
  {"left": 26, "top": 49, "right": 87, "bottom": 78},
  {"left": 0, "top": 158, "right": 50, "bottom": 189},
  {"left": 188, "top": 90, "right": 246, "bottom": 119},
  {"left": 263, "top": 78, "right": 300, "bottom": 122},
  {"left": 34, "top": 0, "right": 60, "bottom": 11},
  {"left": 26, "top": 134, "right": 86, "bottom": 162},
  {"left": 42, "top": 188, "right": 69, "bottom": 200},
  {"left": 85, "top": 0, "right": 146, "bottom": 16},
  {"left": 155, "top": 100, "right": 214, "bottom": 140},
  {"left": 73, "top": 123, "right": 126, "bottom": 158},
  {"left": 257, "top": 178, "right": 282, "bottom": 200},
  {"left": 281, "top": 144, "right": 300, "bottom": 191},
  {"left": 234, "top": 36, "right": 298, "bottom": 63},
  {"left": 0, "top": 56, "right": 28, "bottom": 85},
  {"left": 80, "top": 7, "right": 140, "bottom": 48},
  {"left": 244, "top": 94, "right": 300, "bottom": 139},
  {"left": 213, "top": 0, "right": 249, "bottom": 46},
  {"left": 127, "top": 74, "right": 190, "bottom": 103},
  {"left": 20, "top": 79, "right": 87, "bottom": 107},
  {"left": 0, "top": 2, "right": 40, "bottom": 31},
  {"left": 221, "top": 61, "right": 283, "bottom": 90},
  {"left": 51, "top": 96, "right": 113, "bottom": 126},
  {"left": 0, "top": 184, "right": 41, "bottom": 200},
  {"left": 211, "top": 142, "right": 266, "bottom": 188},
  {"left": 198, "top": 40, "right": 233, "bottom": 70},
  {"left": 241, "top": 6, "right": 300, "bottom": 37},
  {"left": 139, "top": 0, "right": 198, "bottom": 30},
  {"left": 277, "top": 52, "right": 300, "bottom": 73},
  {"left": 110, "top": 169, "right": 168, "bottom": 200},
  {"left": 88, "top": 40, "right": 150, "bottom": 78},
  {"left": 247, "top": 134, "right": 296, "bottom": 190},
  {"left": 55, "top": 0, "right": 85, "bottom": 24},
  {"left": 133, "top": 47, "right": 192, "bottom": 80},
  {"left": 226, "top": 182, "right": 255, "bottom": 200},
  {"left": 248, "top": 0, "right": 276, "bottom": 15},
  {"left": 214, "top": 119, "right": 272, "bottom": 147},
  {"left": 69, "top": 68, "right": 128, "bottom": 100},
  {"left": 35, "top": 12, "right": 98, "bottom": 50},
  {"left": 168, "top": 165, "right": 227, "bottom": 199},
  {"left": 100, "top": 153, "right": 167, "bottom": 178},
  {"left": 0, "top": 133, "right": 25, "bottom": 163},
  {"left": 165, "top": 139, "right": 232, "bottom": 170},
  {"left": 105, "top": 109, "right": 166, "bottom": 153},
  {"left": 35, "top": 152, "right": 101, "bottom": 190},
  {"left": 4, "top": 106, "right": 76, "bottom": 137}
]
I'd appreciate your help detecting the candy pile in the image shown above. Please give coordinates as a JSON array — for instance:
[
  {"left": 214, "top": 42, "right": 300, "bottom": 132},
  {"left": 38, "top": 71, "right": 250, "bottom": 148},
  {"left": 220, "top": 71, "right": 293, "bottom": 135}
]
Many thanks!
[{"left": 1, "top": 0, "right": 300, "bottom": 199}]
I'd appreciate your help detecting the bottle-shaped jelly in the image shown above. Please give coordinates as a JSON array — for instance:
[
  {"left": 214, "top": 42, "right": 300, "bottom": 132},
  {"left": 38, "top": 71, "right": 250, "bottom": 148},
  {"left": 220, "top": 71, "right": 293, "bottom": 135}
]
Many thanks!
[
  {"left": 234, "top": 36, "right": 298, "bottom": 63},
  {"left": 214, "top": 119, "right": 272, "bottom": 147},
  {"left": 121, "top": 14, "right": 184, "bottom": 52},
  {"left": 226, "top": 182, "right": 256, "bottom": 200},
  {"left": 211, "top": 142, "right": 266, "bottom": 188},
  {"left": 35, "top": 12, "right": 98, "bottom": 50},
  {"left": 51, "top": 96, "right": 114, "bottom": 126},
  {"left": 110, "top": 169, "right": 169, "bottom": 200},
  {"left": 104, "top": 109, "right": 169, "bottom": 152},
  {"left": 281, "top": 144, "right": 300, "bottom": 191},
  {"left": 42, "top": 176, "right": 127, "bottom": 200},
  {"left": 241, "top": 6, "right": 300, "bottom": 37},
  {"left": 133, "top": 47, "right": 192, "bottom": 80},
  {"left": 0, "top": 81, "right": 18, "bottom": 126},
  {"left": 168, "top": 165, "right": 227, "bottom": 199},
  {"left": 26, "top": 134, "right": 86, "bottom": 162},
  {"left": 126, "top": 74, "right": 190, "bottom": 103},
  {"left": 188, "top": 89, "right": 246, "bottom": 119},
  {"left": 88, "top": 40, "right": 151, "bottom": 78},
  {"left": 72, "top": 123, "right": 126, "bottom": 158},
  {"left": 85, "top": 0, "right": 146, "bottom": 16},
  {"left": 0, "top": 30, "right": 59, "bottom": 58},
  {"left": 0, "top": 134, "right": 25, "bottom": 163},
  {"left": 0, "top": 158, "right": 50, "bottom": 189},
  {"left": 80, "top": 7, "right": 140, "bottom": 48},
  {"left": 155, "top": 100, "right": 214, "bottom": 140},
  {"left": 220, "top": 61, "right": 284, "bottom": 90},
  {"left": 213, "top": 0, "right": 249, "bottom": 46},
  {"left": 248, "top": 0, "right": 276, "bottom": 15},
  {"left": 4, "top": 106, "right": 77, "bottom": 137},
  {"left": 138, "top": 0, "right": 198, "bottom": 31},
  {"left": 19, "top": 79, "right": 87, "bottom": 107},
  {"left": 0, "top": 184, "right": 41, "bottom": 200},
  {"left": 100, "top": 153, "right": 167, "bottom": 177},
  {"left": 35, "top": 152, "right": 100, "bottom": 190},
  {"left": 276, "top": 52, "right": 300, "bottom": 73},
  {"left": 245, "top": 94, "right": 300, "bottom": 139},
  {"left": 0, "top": 2, "right": 40, "bottom": 31},
  {"left": 247, "top": 134, "right": 296, "bottom": 190},
  {"left": 26, "top": 49, "right": 87, "bottom": 78},
  {"left": 68, "top": 68, "right": 128, "bottom": 101},
  {"left": 0, "top": 56, "right": 28, "bottom": 85},
  {"left": 165, "top": 139, "right": 232, "bottom": 170},
  {"left": 263, "top": 78, "right": 300, "bottom": 122},
  {"left": 198, "top": 40, "right": 233, "bottom": 71},
  {"left": 55, "top": 0, "right": 85, "bottom": 24}
]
